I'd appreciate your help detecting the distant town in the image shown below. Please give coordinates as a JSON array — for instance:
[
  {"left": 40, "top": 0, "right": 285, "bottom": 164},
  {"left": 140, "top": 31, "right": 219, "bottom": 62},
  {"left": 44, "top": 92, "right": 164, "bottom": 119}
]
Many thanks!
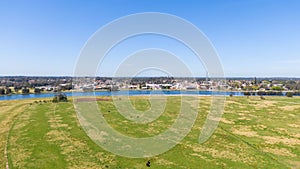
[{"left": 0, "top": 76, "right": 300, "bottom": 96}]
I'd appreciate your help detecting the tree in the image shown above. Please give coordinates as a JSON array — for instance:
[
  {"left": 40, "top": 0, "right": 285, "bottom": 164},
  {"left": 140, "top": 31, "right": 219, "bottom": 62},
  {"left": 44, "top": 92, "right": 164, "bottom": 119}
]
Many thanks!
[
  {"left": 252, "top": 85, "right": 259, "bottom": 91},
  {"left": 295, "top": 82, "right": 300, "bottom": 90},
  {"left": 5, "top": 87, "right": 12, "bottom": 95},
  {"left": 271, "top": 86, "right": 283, "bottom": 91},
  {"left": 34, "top": 88, "right": 41, "bottom": 94},
  {"left": 14, "top": 86, "right": 21, "bottom": 93},
  {"left": 259, "top": 84, "right": 269, "bottom": 90},
  {"left": 22, "top": 88, "right": 30, "bottom": 94},
  {"left": 60, "top": 84, "right": 73, "bottom": 90},
  {"left": 53, "top": 92, "right": 68, "bottom": 102},
  {"left": 285, "top": 80, "right": 296, "bottom": 90},
  {"left": 0, "top": 88, "right": 5, "bottom": 95},
  {"left": 243, "top": 91, "right": 251, "bottom": 96}
]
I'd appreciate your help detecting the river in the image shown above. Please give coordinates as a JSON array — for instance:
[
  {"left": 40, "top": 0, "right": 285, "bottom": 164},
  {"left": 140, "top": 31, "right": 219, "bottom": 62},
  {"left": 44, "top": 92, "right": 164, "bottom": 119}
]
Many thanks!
[{"left": 0, "top": 90, "right": 246, "bottom": 101}]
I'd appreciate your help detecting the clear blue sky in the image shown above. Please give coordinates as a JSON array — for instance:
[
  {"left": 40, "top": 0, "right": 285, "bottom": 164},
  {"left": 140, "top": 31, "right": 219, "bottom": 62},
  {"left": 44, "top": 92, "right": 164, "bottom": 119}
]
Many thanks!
[{"left": 1, "top": 0, "right": 300, "bottom": 77}]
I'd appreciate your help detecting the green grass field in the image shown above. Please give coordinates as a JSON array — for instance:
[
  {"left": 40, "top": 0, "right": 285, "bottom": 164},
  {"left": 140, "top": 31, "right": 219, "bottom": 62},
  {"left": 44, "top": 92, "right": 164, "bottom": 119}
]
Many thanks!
[{"left": 0, "top": 96, "right": 299, "bottom": 168}]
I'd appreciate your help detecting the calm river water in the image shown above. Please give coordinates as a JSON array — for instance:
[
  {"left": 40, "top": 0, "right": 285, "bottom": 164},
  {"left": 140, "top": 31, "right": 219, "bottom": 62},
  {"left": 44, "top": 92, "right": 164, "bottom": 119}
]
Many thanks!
[{"left": 0, "top": 90, "right": 245, "bottom": 101}]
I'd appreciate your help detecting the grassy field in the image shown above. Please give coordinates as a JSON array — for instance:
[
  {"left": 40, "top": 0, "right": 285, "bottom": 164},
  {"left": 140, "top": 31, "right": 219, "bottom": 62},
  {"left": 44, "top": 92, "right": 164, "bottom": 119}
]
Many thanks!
[{"left": 0, "top": 96, "right": 299, "bottom": 168}]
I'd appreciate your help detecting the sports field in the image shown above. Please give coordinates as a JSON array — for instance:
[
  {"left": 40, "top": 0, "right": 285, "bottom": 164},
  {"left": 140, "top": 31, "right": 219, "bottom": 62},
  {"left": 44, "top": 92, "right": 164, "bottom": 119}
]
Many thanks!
[{"left": 0, "top": 96, "right": 299, "bottom": 168}]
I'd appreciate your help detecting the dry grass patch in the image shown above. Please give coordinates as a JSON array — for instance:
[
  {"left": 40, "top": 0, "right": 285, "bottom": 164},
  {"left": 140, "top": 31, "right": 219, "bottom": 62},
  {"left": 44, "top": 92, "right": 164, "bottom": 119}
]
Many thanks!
[
  {"left": 262, "top": 136, "right": 300, "bottom": 146},
  {"left": 256, "top": 124, "right": 267, "bottom": 130},
  {"left": 0, "top": 101, "right": 30, "bottom": 168},
  {"left": 255, "top": 100, "right": 276, "bottom": 108},
  {"left": 280, "top": 105, "right": 300, "bottom": 111},
  {"left": 7, "top": 104, "right": 35, "bottom": 168},
  {"left": 190, "top": 144, "right": 256, "bottom": 164},
  {"left": 232, "top": 126, "right": 259, "bottom": 137},
  {"left": 289, "top": 160, "right": 300, "bottom": 169},
  {"left": 220, "top": 118, "right": 234, "bottom": 124},
  {"left": 288, "top": 124, "right": 300, "bottom": 128},
  {"left": 155, "top": 158, "right": 175, "bottom": 166},
  {"left": 263, "top": 147, "right": 296, "bottom": 157},
  {"left": 237, "top": 116, "right": 251, "bottom": 121}
]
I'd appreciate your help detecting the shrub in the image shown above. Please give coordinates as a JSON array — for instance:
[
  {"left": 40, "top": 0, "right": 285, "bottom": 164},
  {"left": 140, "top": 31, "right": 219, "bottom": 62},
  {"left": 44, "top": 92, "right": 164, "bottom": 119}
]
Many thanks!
[
  {"left": 286, "top": 92, "right": 293, "bottom": 97},
  {"left": 53, "top": 92, "right": 68, "bottom": 102},
  {"left": 257, "top": 91, "right": 266, "bottom": 96}
]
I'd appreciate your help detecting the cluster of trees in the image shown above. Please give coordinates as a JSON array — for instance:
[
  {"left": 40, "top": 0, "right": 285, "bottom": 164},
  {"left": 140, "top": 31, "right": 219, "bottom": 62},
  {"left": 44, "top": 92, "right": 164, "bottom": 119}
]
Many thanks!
[
  {"left": 0, "top": 86, "right": 73, "bottom": 95},
  {"left": 243, "top": 91, "right": 300, "bottom": 97},
  {"left": 285, "top": 80, "right": 300, "bottom": 90},
  {"left": 0, "top": 76, "right": 72, "bottom": 88},
  {"left": 228, "top": 79, "right": 300, "bottom": 91},
  {"left": 0, "top": 87, "right": 43, "bottom": 95},
  {"left": 0, "top": 88, "right": 12, "bottom": 95}
]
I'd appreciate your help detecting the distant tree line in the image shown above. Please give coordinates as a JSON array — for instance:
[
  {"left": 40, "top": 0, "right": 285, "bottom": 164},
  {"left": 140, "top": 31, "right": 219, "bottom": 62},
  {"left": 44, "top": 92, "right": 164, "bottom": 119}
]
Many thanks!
[
  {"left": 285, "top": 80, "right": 300, "bottom": 90},
  {"left": 243, "top": 91, "right": 300, "bottom": 97}
]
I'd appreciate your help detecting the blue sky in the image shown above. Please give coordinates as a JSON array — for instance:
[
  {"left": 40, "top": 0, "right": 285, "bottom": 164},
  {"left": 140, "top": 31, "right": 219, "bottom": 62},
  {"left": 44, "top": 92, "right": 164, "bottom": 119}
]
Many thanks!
[{"left": 0, "top": 0, "right": 300, "bottom": 77}]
